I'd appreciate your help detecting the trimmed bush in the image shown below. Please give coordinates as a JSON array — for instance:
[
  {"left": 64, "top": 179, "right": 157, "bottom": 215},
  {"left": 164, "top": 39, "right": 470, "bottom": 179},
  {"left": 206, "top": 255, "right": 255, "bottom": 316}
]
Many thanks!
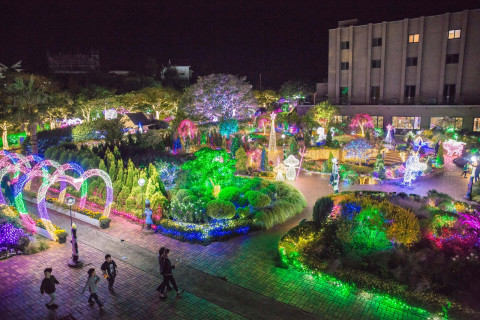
[
  {"left": 260, "top": 188, "right": 274, "bottom": 199},
  {"left": 237, "top": 195, "right": 248, "bottom": 207},
  {"left": 176, "top": 189, "right": 193, "bottom": 202},
  {"left": 313, "top": 197, "right": 334, "bottom": 228},
  {"left": 236, "top": 207, "right": 251, "bottom": 219},
  {"left": 245, "top": 190, "right": 271, "bottom": 207},
  {"left": 218, "top": 187, "right": 241, "bottom": 202},
  {"left": 206, "top": 200, "right": 236, "bottom": 220}
]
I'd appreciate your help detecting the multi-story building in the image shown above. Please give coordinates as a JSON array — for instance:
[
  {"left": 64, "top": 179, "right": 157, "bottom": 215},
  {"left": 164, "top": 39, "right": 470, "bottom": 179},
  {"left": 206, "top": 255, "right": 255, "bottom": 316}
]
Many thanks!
[
  {"left": 47, "top": 50, "right": 100, "bottom": 74},
  {"left": 327, "top": 9, "right": 480, "bottom": 131}
]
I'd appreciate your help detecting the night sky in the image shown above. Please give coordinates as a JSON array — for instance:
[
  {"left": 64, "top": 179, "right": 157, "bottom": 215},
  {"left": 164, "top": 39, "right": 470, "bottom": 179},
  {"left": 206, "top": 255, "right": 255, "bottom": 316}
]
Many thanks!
[{"left": 1, "top": 0, "right": 478, "bottom": 88}]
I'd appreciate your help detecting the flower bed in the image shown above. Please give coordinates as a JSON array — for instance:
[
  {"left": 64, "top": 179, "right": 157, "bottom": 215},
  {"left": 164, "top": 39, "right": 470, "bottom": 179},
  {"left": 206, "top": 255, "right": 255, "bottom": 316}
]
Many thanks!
[{"left": 279, "top": 191, "right": 480, "bottom": 319}]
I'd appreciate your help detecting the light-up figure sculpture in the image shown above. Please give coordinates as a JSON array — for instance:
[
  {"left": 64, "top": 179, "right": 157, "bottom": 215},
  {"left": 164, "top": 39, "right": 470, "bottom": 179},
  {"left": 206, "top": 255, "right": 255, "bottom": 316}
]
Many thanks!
[
  {"left": 385, "top": 123, "right": 394, "bottom": 145},
  {"left": 283, "top": 155, "right": 300, "bottom": 181},
  {"left": 330, "top": 158, "right": 340, "bottom": 193},
  {"left": 316, "top": 127, "right": 327, "bottom": 143},
  {"left": 268, "top": 113, "right": 277, "bottom": 151},
  {"left": 273, "top": 163, "right": 287, "bottom": 181},
  {"left": 403, "top": 151, "right": 427, "bottom": 186},
  {"left": 443, "top": 139, "right": 466, "bottom": 157}
]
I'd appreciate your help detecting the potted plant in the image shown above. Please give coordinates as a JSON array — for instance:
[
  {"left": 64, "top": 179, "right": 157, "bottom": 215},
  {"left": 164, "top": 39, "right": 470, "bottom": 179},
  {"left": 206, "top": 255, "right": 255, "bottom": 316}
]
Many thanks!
[
  {"left": 54, "top": 229, "right": 67, "bottom": 243},
  {"left": 99, "top": 217, "right": 111, "bottom": 229}
]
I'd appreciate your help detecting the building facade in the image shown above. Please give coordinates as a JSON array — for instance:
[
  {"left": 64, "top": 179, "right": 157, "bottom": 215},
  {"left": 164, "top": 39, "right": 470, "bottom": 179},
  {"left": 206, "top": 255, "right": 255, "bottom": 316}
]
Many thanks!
[
  {"left": 326, "top": 9, "right": 480, "bottom": 131},
  {"left": 47, "top": 50, "right": 100, "bottom": 74}
]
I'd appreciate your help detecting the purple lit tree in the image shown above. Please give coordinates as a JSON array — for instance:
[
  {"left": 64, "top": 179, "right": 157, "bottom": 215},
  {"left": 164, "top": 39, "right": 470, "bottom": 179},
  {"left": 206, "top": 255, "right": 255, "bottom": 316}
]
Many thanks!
[{"left": 181, "top": 74, "right": 257, "bottom": 122}]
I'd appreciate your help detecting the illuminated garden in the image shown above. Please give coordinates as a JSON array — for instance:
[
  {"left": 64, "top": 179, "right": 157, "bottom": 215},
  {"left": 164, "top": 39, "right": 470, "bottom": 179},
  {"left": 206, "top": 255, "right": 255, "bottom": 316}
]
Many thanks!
[{"left": 1, "top": 70, "right": 479, "bottom": 319}]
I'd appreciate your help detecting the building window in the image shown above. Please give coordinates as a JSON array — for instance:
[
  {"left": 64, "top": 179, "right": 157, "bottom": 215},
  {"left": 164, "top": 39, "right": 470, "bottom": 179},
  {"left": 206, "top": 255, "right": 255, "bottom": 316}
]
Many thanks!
[
  {"left": 408, "top": 34, "right": 419, "bottom": 43},
  {"left": 404, "top": 85, "right": 416, "bottom": 98},
  {"left": 446, "top": 54, "right": 459, "bottom": 64},
  {"left": 371, "top": 116, "right": 384, "bottom": 128},
  {"left": 448, "top": 29, "right": 461, "bottom": 39},
  {"left": 372, "top": 38, "right": 382, "bottom": 47},
  {"left": 371, "top": 60, "right": 381, "bottom": 68},
  {"left": 370, "top": 86, "right": 380, "bottom": 98},
  {"left": 340, "top": 41, "right": 350, "bottom": 50},
  {"left": 340, "top": 87, "right": 348, "bottom": 97},
  {"left": 406, "top": 57, "right": 418, "bottom": 66},
  {"left": 333, "top": 115, "right": 351, "bottom": 124},
  {"left": 392, "top": 116, "right": 421, "bottom": 129},
  {"left": 430, "top": 117, "right": 463, "bottom": 130},
  {"left": 474, "top": 118, "right": 480, "bottom": 132},
  {"left": 340, "top": 62, "right": 349, "bottom": 70},
  {"left": 443, "top": 84, "right": 456, "bottom": 104}
]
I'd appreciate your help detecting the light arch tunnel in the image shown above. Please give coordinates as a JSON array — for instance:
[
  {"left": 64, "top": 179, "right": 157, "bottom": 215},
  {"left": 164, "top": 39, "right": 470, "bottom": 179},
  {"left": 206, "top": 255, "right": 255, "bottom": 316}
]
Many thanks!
[{"left": 0, "top": 151, "right": 113, "bottom": 239}]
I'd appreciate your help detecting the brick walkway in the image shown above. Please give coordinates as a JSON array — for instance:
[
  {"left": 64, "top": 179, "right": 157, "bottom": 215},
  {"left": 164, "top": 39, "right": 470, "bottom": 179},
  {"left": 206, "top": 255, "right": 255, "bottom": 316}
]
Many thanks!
[{"left": 0, "top": 157, "right": 466, "bottom": 319}]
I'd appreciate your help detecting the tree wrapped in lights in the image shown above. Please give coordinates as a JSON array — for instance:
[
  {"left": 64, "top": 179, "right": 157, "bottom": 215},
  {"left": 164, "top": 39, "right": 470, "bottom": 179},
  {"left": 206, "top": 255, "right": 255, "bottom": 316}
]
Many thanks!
[
  {"left": 403, "top": 151, "right": 427, "bottom": 186},
  {"left": 305, "top": 101, "right": 338, "bottom": 129},
  {"left": 268, "top": 113, "right": 277, "bottom": 151},
  {"left": 349, "top": 114, "right": 374, "bottom": 137},
  {"left": 177, "top": 119, "right": 198, "bottom": 141},
  {"left": 181, "top": 74, "right": 256, "bottom": 122},
  {"left": 344, "top": 139, "right": 373, "bottom": 166},
  {"left": 219, "top": 119, "right": 239, "bottom": 137},
  {"left": 181, "top": 148, "right": 236, "bottom": 196}
]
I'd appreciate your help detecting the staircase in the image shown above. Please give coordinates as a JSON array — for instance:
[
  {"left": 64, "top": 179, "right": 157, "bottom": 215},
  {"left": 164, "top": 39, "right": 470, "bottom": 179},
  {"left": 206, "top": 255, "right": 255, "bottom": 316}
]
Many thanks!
[{"left": 368, "top": 151, "right": 404, "bottom": 166}]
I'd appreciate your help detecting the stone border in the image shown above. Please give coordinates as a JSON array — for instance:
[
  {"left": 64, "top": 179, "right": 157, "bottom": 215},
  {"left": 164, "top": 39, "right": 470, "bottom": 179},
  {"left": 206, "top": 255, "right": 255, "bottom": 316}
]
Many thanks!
[
  {"left": 34, "top": 226, "right": 55, "bottom": 241},
  {"left": 23, "top": 195, "right": 100, "bottom": 228}
]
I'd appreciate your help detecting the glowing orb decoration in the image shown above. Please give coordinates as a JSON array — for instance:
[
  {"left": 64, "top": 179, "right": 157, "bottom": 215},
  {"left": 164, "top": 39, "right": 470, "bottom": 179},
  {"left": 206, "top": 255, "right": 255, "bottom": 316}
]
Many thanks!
[
  {"left": 403, "top": 151, "right": 427, "bottom": 186},
  {"left": 443, "top": 139, "right": 466, "bottom": 156},
  {"left": 178, "top": 119, "right": 198, "bottom": 141},
  {"left": 283, "top": 155, "right": 300, "bottom": 181},
  {"left": 104, "top": 108, "right": 118, "bottom": 120}
]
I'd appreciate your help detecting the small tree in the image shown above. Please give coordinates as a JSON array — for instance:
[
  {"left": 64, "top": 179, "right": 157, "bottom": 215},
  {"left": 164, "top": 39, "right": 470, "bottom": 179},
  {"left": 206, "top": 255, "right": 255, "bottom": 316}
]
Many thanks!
[
  {"left": 344, "top": 139, "right": 373, "bottom": 166},
  {"left": 235, "top": 147, "right": 248, "bottom": 173},
  {"left": 305, "top": 101, "right": 338, "bottom": 129},
  {"left": 313, "top": 197, "right": 334, "bottom": 228},
  {"left": 325, "top": 129, "right": 333, "bottom": 147},
  {"left": 437, "top": 141, "right": 444, "bottom": 165},
  {"left": 260, "top": 147, "right": 267, "bottom": 171},
  {"left": 327, "top": 151, "right": 334, "bottom": 171},
  {"left": 349, "top": 114, "right": 374, "bottom": 137},
  {"left": 374, "top": 154, "right": 386, "bottom": 179}
]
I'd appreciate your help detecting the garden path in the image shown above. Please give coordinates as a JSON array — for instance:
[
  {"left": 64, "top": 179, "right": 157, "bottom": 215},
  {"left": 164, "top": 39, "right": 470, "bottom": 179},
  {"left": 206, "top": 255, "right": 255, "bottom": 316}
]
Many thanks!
[{"left": 0, "top": 156, "right": 467, "bottom": 319}]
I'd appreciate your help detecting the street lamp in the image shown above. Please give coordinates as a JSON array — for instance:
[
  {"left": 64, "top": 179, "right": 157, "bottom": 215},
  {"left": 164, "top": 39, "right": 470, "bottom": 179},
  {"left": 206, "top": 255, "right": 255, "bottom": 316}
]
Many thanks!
[
  {"left": 138, "top": 178, "right": 146, "bottom": 229},
  {"left": 281, "top": 134, "right": 286, "bottom": 159},
  {"left": 65, "top": 196, "right": 83, "bottom": 268}
]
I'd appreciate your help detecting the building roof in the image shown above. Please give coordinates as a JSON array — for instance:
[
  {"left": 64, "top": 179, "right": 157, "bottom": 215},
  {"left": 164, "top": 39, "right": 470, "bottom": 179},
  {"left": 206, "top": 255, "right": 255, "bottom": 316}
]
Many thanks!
[{"left": 123, "top": 112, "right": 152, "bottom": 125}]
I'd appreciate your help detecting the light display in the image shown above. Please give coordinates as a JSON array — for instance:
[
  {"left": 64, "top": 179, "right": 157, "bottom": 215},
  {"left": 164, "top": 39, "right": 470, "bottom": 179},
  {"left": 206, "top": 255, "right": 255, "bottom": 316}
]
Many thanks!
[
  {"left": 385, "top": 124, "right": 394, "bottom": 144},
  {"left": 283, "top": 155, "right": 300, "bottom": 180},
  {"left": 60, "top": 118, "right": 83, "bottom": 128},
  {"left": 273, "top": 163, "right": 287, "bottom": 181},
  {"left": 104, "top": 108, "right": 118, "bottom": 120},
  {"left": 296, "top": 147, "right": 307, "bottom": 180},
  {"left": 344, "top": 139, "right": 373, "bottom": 166},
  {"left": 443, "top": 139, "right": 466, "bottom": 156},
  {"left": 219, "top": 119, "right": 239, "bottom": 137},
  {"left": 402, "top": 151, "right": 427, "bottom": 186},
  {"left": 258, "top": 118, "right": 269, "bottom": 134},
  {"left": 268, "top": 113, "right": 277, "bottom": 151},
  {"left": 177, "top": 120, "right": 198, "bottom": 141},
  {"left": 349, "top": 114, "right": 374, "bottom": 137},
  {"left": 316, "top": 127, "right": 326, "bottom": 143}
]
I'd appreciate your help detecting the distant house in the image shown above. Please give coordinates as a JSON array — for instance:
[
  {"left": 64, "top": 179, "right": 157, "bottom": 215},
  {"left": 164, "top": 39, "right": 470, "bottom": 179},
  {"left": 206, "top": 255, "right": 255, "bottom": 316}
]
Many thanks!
[
  {"left": 161, "top": 60, "right": 193, "bottom": 81},
  {"left": 120, "top": 112, "right": 168, "bottom": 133}
]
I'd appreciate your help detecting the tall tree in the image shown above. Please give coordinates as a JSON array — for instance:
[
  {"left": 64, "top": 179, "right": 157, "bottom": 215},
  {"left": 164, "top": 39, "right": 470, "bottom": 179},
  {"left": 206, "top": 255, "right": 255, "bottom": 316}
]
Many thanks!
[
  {"left": 349, "top": 114, "right": 374, "bottom": 137},
  {"left": 279, "top": 80, "right": 314, "bottom": 100},
  {"left": 7, "top": 75, "right": 51, "bottom": 154},
  {"left": 181, "top": 74, "right": 257, "bottom": 122},
  {"left": 305, "top": 101, "right": 338, "bottom": 129},
  {"left": 253, "top": 90, "right": 280, "bottom": 110}
]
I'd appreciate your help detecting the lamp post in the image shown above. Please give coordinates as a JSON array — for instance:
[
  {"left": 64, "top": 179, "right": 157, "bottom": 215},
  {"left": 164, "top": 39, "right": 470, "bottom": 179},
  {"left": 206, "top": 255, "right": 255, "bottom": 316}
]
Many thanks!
[
  {"left": 138, "top": 178, "right": 146, "bottom": 229},
  {"left": 281, "top": 134, "right": 286, "bottom": 159},
  {"left": 66, "top": 196, "right": 83, "bottom": 268}
]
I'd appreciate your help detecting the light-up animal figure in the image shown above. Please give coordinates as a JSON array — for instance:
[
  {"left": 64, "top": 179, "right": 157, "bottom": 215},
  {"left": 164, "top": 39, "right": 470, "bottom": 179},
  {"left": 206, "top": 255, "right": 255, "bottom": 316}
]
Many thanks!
[
  {"left": 273, "top": 163, "right": 287, "bottom": 181},
  {"left": 316, "top": 127, "right": 327, "bottom": 143}
]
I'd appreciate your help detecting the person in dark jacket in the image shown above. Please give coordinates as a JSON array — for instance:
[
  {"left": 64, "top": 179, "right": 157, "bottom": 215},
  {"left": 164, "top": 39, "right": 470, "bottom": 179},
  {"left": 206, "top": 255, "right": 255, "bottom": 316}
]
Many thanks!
[
  {"left": 101, "top": 254, "right": 118, "bottom": 291},
  {"left": 157, "top": 247, "right": 172, "bottom": 292},
  {"left": 40, "top": 268, "right": 59, "bottom": 309},
  {"left": 5, "top": 180, "right": 15, "bottom": 206},
  {"left": 158, "top": 249, "right": 183, "bottom": 299}
]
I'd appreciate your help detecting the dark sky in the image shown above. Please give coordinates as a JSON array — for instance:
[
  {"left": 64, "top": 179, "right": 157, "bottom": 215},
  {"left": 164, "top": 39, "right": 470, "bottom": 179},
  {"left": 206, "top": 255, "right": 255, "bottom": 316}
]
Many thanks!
[{"left": 1, "top": 0, "right": 478, "bottom": 89}]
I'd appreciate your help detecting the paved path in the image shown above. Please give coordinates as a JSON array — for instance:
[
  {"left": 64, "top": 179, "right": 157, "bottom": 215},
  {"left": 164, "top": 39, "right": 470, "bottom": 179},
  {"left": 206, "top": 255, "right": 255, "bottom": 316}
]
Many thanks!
[{"left": 0, "top": 156, "right": 468, "bottom": 320}]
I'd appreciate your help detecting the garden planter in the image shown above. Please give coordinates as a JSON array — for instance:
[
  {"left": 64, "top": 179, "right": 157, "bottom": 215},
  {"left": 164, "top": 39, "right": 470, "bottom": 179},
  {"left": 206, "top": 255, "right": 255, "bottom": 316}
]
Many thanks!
[
  {"left": 99, "top": 220, "right": 110, "bottom": 229},
  {"left": 58, "top": 236, "right": 67, "bottom": 244}
]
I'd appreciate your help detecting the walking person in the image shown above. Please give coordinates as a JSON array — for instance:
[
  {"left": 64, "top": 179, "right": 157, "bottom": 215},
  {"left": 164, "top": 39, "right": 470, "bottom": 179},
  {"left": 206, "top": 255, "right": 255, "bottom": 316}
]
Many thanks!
[
  {"left": 158, "top": 249, "right": 183, "bottom": 299},
  {"left": 101, "top": 254, "right": 118, "bottom": 292},
  {"left": 461, "top": 163, "right": 469, "bottom": 178},
  {"left": 475, "top": 163, "right": 480, "bottom": 183},
  {"left": 82, "top": 268, "right": 103, "bottom": 308},
  {"left": 40, "top": 268, "right": 59, "bottom": 310},
  {"left": 329, "top": 158, "right": 340, "bottom": 194},
  {"left": 5, "top": 180, "right": 15, "bottom": 206},
  {"left": 157, "top": 247, "right": 172, "bottom": 292}
]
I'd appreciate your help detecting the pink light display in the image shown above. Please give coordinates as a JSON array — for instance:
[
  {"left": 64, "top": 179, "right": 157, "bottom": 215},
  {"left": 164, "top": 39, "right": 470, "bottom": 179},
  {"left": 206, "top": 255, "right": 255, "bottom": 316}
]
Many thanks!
[
  {"left": 443, "top": 139, "right": 466, "bottom": 157},
  {"left": 178, "top": 120, "right": 198, "bottom": 141}
]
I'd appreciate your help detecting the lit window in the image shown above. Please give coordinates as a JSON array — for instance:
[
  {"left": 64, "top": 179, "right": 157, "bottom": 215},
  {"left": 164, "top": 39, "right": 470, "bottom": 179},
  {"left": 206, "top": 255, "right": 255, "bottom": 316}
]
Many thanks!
[
  {"left": 371, "top": 116, "right": 383, "bottom": 128},
  {"left": 474, "top": 118, "right": 480, "bottom": 132},
  {"left": 408, "top": 34, "right": 419, "bottom": 43},
  {"left": 430, "top": 117, "right": 463, "bottom": 130},
  {"left": 448, "top": 29, "right": 461, "bottom": 39},
  {"left": 340, "top": 62, "right": 349, "bottom": 70},
  {"left": 392, "top": 117, "right": 421, "bottom": 129}
]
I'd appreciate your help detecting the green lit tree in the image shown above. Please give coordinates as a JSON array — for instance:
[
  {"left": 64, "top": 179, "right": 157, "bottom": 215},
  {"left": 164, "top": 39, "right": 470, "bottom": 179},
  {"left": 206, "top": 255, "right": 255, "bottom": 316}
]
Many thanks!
[
  {"left": 235, "top": 147, "right": 248, "bottom": 173},
  {"left": 305, "top": 101, "right": 338, "bottom": 129},
  {"left": 373, "top": 154, "right": 386, "bottom": 179}
]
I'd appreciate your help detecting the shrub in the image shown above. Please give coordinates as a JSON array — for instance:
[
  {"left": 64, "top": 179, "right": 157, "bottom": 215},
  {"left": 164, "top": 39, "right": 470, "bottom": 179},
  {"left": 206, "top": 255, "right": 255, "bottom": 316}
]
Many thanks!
[
  {"left": 245, "top": 190, "right": 271, "bottom": 207},
  {"left": 206, "top": 200, "right": 236, "bottom": 220},
  {"left": 218, "top": 187, "right": 241, "bottom": 202},
  {"left": 72, "top": 121, "right": 98, "bottom": 141},
  {"left": 259, "top": 188, "right": 274, "bottom": 199},
  {"left": 237, "top": 195, "right": 248, "bottom": 207},
  {"left": 175, "top": 189, "right": 193, "bottom": 202},
  {"left": 236, "top": 207, "right": 251, "bottom": 219},
  {"left": 313, "top": 197, "right": 334, "bottom": 228}
]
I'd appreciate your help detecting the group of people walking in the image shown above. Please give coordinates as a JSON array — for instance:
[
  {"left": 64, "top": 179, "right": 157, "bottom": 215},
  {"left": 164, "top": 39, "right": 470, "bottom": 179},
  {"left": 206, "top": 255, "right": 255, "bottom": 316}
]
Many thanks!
[
  {"left": 40, "top": 254, "right": 118, "bottom": 310},
  {"left": 41, "top": 248, "right": 183, "bottom": 310}
]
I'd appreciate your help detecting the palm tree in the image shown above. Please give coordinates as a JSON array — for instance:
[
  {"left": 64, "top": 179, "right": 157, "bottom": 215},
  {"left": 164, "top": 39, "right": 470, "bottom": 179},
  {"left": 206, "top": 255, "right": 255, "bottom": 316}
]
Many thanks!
[{"left": 7, "top": 75, "right": 50, "bottom": 155}]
